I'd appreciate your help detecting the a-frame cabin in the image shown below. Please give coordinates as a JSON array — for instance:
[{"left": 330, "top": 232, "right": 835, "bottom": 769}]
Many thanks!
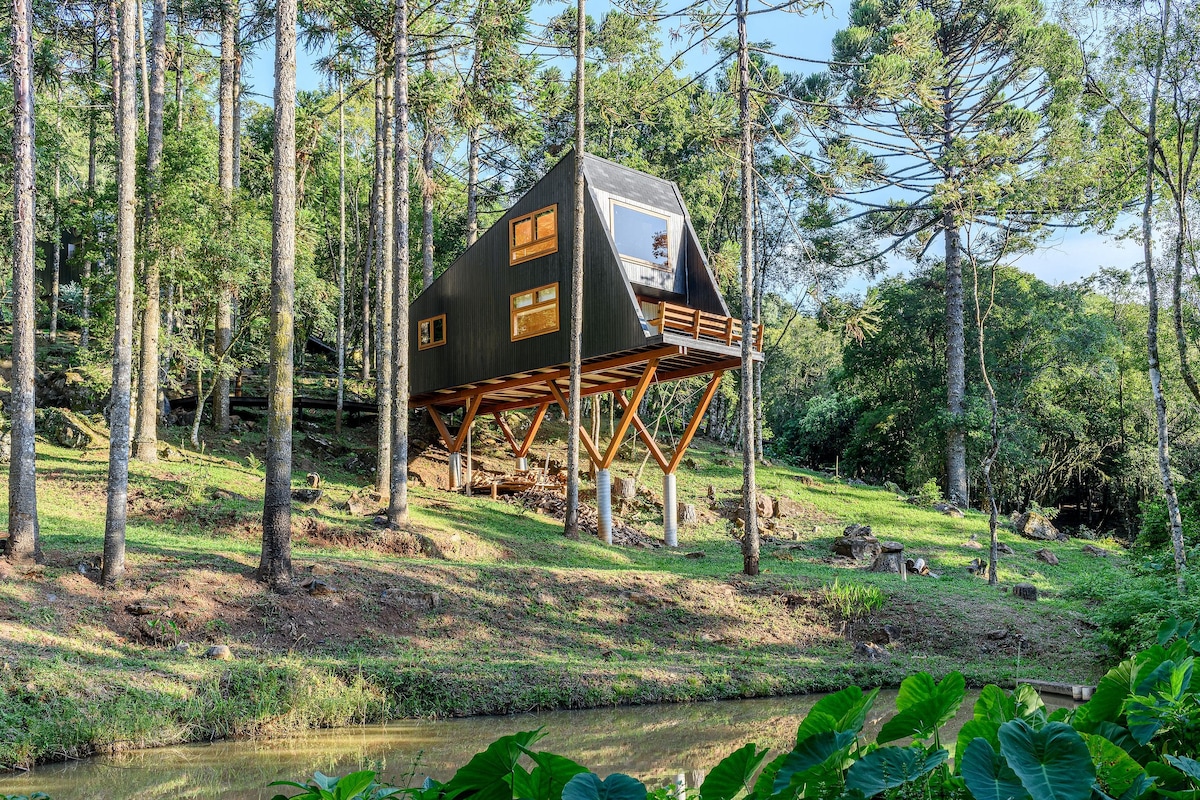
[{"left": 409, "top": 152, "right": 762, "bottom": 544}]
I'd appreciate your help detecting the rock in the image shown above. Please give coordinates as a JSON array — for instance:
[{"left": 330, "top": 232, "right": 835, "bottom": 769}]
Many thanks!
[
  {"left": 962, "top": 539, "right": 983, "bottom": 550},
  {"left": 205, "top": 645, "right": 233, "bottom": 661},
  {"left": 307, "top": 564, "right": 336, "bottom": 577},
  {"left": 1014, "top": 511, "right": 1059, "bottom": 541},
  {"left": 158, "top": 444, "right": 184, "bottom": 462},
  {"left": 35, "top": 407, "right": 103, "bottom": 449},
  {"left": 870, "top": 550, "right": 905, "bottom": 574},
  {"left": 346, "top": 491, "right": 382, "bottom": 517},
  {"left": 986, "top": 629, "right": 1008, "bottom": 640},
  {"left": 967, "top": 558, "right": 988, "bottom": 578},
  {"left": 880, "top": 541, "right": 904, "bottom": 553},
  {"left": 1082, "top": 544, "right": 1108, "bottom": 557},
  {"left": 372, "top": 515, "right": 389, "bottom": 527},
  {"left": 1034, "top": 548, "right": 1059, "bottom": 566},
  {"left": 775, "top": 496, "right": 804, "bottom": 518},
  {"left": 935, "top": 502, "right": 964, "bottom": 518},
  {"left": 1013, "top": 583, "right": 1039, "bottom": 601},
  {"left": 684, "top": 551, "right": 706, "bottom": 559},
  {"left": 292, "top": 487, "right": 322, "bottom": 504},
  {"left": 756, "top": 494, "right": 774, "bottom": 519},
  {"left": 305, "top": 579, "right": 336, "bottom": 596},
  {"left": 883, "top": 481, "right": 901, "bottom": 493},
  {"left": 381, "top": 589, "right": 441, "bottom": 609},
  {"left": 0, "top": 431, "right": 10, "bottom": 462},
  {"left": 832, "top": 526, "right": 881, "bottom": 562},
  {"left": 126, "top": 600, "right": 169, "bottom": 616},
  {"left": 174, "top": 642, "right": 191, "bottom": 653},
  {"left": 882, "top": 624, "right": 902, "bottom": 644},
  {"left": 997, "top": 542, "right": 1015, "bottom": 555},
  {"left": 853, "top": 641, "right": 889, "bottom": 661},
  {"left": 679, "top": 503, "right": 698, "bottom": 525},
  {"left": 534, "top": 591, "right": 557, "bottom": 606},
  {"left": 795, "top": 475, "right": 816, "bottom": 487},
  {"left": 621, "top": 591, "right": 660, "bottom": 608}
]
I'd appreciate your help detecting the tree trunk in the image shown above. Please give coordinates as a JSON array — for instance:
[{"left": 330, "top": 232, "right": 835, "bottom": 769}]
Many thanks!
[
  {"left": 102, "top": 0, "right": 139, "bottom": 586},
  {"left": 83, "top": 21, "right": 101, "bottom": 351},
  {"left": 8, "top": 0, "right": 40, "bottom": 562},
  {"left": 737, "top": 0, "right": 758, "bottom": 576},
  {"left": 1143, "top": 3, "right": 1187, "bottom": 594},
  {"left": 213, "top": 0, "right": 238, "bottom": 434},
  {"left": 233, "top": 51, "right": 242, "bottom": 188},
  {"left": 421, "top": 48, "right": 436, "bottom": 290},
  {"left": 466, "top": 124, "right": 481, "bottom": 246},
  {"left": 137, "top": 0, "right": 149, "bottom": 129},
  {"left": 389, "top": 0, "right": 411, "bottom": 527},
  {"left": 133, "top": 0, "right": 168, "bottom": 463},
  {"left": 376, "top": 65, "right": 394, "bottom": 496},
  {"left": 49, "top": 81, "right": 61, "bottom": 345},
  {"left": 944, "top": 214, "right": 968, "bottom": 506},
  {"left": 564, "top": 0, "right": 586, "bottom": 539},
  {"left": 260, "top": 0, "right": 297, "bottom": 587},
  {"left": 175, "top": 0, "right": 183, "bottom": 132},
  {"left": 361, "top": 159, "right": 372, "bottom": 381},
  {"left": 336, "top": 76, "right": 346, "bottom": 434}
]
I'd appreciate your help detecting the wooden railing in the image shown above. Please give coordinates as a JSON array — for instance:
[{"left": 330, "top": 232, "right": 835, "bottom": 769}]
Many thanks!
[{"left": 652, "top": 301, "right": 763, "bottom": 350}]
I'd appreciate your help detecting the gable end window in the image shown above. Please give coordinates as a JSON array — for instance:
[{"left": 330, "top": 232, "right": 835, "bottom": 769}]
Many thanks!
[
  {"left": 611, "top": 200, "right": 670, "bottom": 271},
  {"left": 418, "top": 314, "right": 446, "bottom": 350},
  {"left": 511, "top": 283, "right": 559, "bottom": 341},
  {"left": 510, "top": 204, "right": 558, "bottom": 265}
]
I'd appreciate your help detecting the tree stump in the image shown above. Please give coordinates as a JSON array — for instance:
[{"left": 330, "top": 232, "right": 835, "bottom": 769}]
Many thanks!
[
  {"left": 617, "top": 477, "right": 637, "bottom": 500},
  {"left": 679, "top": 503, "right": 698, "bottom": 525},
  {"left": 1013, "top": 583, "right": 1039, "bottom": 601},
  {"left": 870, "top": 541, "right": 905, "bottom": 573}
]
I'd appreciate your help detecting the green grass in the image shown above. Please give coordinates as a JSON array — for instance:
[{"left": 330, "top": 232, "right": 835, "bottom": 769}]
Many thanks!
[{"left": 0, "top": 416, "right": 1134, "bottom": 769}]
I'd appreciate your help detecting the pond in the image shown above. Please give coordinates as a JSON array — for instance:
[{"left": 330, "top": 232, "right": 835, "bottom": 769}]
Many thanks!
[{"left": 1, "top": 691, "right": 1073, "bottom": 800}]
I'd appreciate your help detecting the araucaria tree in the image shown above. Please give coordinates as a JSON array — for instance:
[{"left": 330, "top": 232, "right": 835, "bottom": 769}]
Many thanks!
[
  {"left": 564, "top": 0, "right": 587, "bottom": 539},
  {"left": 8, "top": 0, "right": 40, "bottom": 562},
  {"left": 389, "top": 0, "right": 411, "bottom": 528},
  {"left": 102, "top": 0, "right": 140, "bottom": 585},
  {"left": 261, "top": 0, "right": 299, "bottom": 586},
  {"left": 810, "top": 0, "right": 1088, "bottom": 505}
]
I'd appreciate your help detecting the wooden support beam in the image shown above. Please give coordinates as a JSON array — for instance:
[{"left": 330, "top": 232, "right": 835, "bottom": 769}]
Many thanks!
[
  {"left": 667, "top": 370, "right": 724, "bottom": 474},
  {"left": 451, "top": 395, "right": 483, "bottom": 453},
  {"left": 428, "top": 407, "right": 456, "bottom": 452},
  {"left": 600, "top": 359, "right": 658, "bottom": 469},
  {"left": 546, "top": 380, "right": 602, "bottom": 467},
  {"left": 615, "top": 392, "right": 670, "bottom": 472},
  {"left": 518, "top": 403, "right": 550, "bottom": 458},
  {"left": 494, "top": 412, "right": 520, "bottom": 455}
]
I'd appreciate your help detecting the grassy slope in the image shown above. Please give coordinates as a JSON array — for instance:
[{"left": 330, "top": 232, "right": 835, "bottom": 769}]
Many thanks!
[{"left": 0, "top": 417, "right": 1126, "bottom": 769}]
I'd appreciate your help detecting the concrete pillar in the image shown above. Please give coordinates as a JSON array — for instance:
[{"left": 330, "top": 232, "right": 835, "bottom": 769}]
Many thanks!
[
  {"left": 449, "top": 452, "right": 463, "bottom": 490},
  {"left": 517, "top": 456, "right": 528, "bottom": 472},
  {"left": 596, "top": 468, "right": 612, "bottom": 545},
  {"left": 663, "top": 472, "right": 678, "bottom": 547}
]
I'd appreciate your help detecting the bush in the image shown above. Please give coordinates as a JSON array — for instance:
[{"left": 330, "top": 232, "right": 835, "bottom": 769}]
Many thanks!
[
  {"left": 914, "top": 478, "right": 943, "bottom": 507},
  {"left": 1070, "top": 570, "right": 1200, "bottom": 657},
  {"left": 275, "top": 632, "right": 1200, "bottom": 800}
]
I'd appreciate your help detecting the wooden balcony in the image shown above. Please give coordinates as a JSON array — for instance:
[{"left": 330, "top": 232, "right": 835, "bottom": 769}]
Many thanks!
[{"left": 651, "top": 301, "right": 763, "bottom": 350}]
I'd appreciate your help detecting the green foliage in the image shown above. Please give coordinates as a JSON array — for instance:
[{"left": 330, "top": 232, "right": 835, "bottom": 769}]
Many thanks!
[
  {"left": 914, "top": 478, "right": 944, "bottom": 507},
  {"left": 817, "top": 579, "right": 884, "bottom": 621}
]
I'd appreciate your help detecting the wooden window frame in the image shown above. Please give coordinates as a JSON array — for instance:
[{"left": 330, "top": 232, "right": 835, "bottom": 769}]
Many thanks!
[
  {"left": 418, "top": 314, "right": 447, "bottom": 350},
  {"left": 510, "top": 282, "right": 560, "bottom": 342},
  {"left": 509, "top": 204, "right": 559, "bottom": 265},
  {"left": 610, "top": 199, "right": 672, "bottom": 272}
]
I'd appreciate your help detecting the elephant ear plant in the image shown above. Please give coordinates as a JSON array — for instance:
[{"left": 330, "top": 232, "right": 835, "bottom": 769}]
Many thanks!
[{"left": 266, "top": 622, "right": 1200, "bottom": 800}]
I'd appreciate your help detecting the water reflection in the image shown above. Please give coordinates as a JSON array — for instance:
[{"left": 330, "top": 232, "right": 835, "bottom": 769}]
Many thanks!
[{"left": 1, "top": 691, "right": 1072, "bottom": 800}]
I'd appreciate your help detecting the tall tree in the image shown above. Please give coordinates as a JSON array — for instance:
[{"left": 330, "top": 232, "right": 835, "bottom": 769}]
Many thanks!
[
  {"left": 737, "top": 0, "right": 758, "bottom": 576},
  {"left": 813, "top": 0, "right": 1087, "bottom": 506},
  {"left": 389, "top": 0, "right": 411, "bottom": 527},
  {"left": 102, "top": 0, "right": 141, "bottom": 585},
  {"left": 260, "top": 0, "right": 298, "bottom": 586},
  {"left": 419, "top": 45, "right": 437, "bottom": 289},
  {"left": 376, "top": 63, "right": 395, "bottom": 497},
  {"left": 134, "top": 0, "right": 168, "bottom": 463},
  {"left": 336, "top": 73, "right": 347, "bottom": 433},
  {"left": 214, "top": 0, "right": 240, "bottom": 434},
  {"left": 8, "top": 0, "right": 40, "bottom": 562},
  {"left": 563, "top": 0, "right": 586, "bottom": 539}
]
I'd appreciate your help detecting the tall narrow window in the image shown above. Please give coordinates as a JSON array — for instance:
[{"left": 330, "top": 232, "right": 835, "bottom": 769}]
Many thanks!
[
  {"left": 510, "top": 204, "right": 558, "bottom": 265},
  {"left": 611, "top": 201, "right": 670, "bottom": 270},
  {"left": 418, "top": 314, "right": 446, "bottom": 350},
  {"left": 511, "top": 283, "right": 559, "bottom": 341}
]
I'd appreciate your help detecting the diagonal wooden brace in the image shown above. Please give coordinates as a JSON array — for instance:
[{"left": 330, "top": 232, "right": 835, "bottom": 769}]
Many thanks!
[
  {"left": 600, "top": 358, "right": 658, "bottom": 469},
  {"left": 615, "top": 392, "right": 669, "bottom": 472},
  {"left": 546, "top": 380, "right": 602, "bottom": 467},
  {"left": 428, "top": 394, "right": 483, "bottom": 454}
]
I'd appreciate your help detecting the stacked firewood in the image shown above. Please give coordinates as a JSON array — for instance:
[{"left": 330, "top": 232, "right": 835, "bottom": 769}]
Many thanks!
[{"left": 501, "top": 488, "right": 661, "bottom": 548}]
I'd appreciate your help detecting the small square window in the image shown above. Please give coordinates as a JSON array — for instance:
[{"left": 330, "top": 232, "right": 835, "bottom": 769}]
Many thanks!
[
  {"left": 418, "top": 314, "right": 446, "bottom": 350},
  {"left": 511, "top": 282, "right": 559, "bottom": 341},
  {"left": 510, "top": 204, "right": 559, "bottom": 265}
]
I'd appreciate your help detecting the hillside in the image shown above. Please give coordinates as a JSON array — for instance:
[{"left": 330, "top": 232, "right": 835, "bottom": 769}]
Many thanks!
[{"left": 0, "top": 411, "right": 1127, "bottom": 769}]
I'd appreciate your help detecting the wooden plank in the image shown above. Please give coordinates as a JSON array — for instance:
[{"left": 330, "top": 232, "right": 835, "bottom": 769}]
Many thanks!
[
  {"left": 428, "top": 407, "right": 456, "bottom": 452},
  {"left": 451, "top": 395, "right": 483, "bottom": 453},
  {"left": 494, "top": 412, "right": 520, "bottom": 455},
  {"left": 518, "top": 403, "right": 550, "bottom": 458}
]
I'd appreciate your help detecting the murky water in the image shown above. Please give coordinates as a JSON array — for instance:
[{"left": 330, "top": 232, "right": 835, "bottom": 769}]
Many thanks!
[{"left": 2, "top": 691, "right": 1074, "bottom": 800}]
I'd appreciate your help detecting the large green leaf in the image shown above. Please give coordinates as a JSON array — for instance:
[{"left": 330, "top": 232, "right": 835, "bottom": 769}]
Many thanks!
[
  {"left": 976, "top": 685, "right": 1018, "bottom": 727},
  {"left": 442, "top": 730, "right": 546, "bottom": 800},
  {"left": 1013, "top": 685, "right": 1047, "bottom": 723},
  {"left": 1083, "top": 734, "right": 1149, "bottom": 799},
  {"left": 878, "top": 672, "right": 965, "bottom": 744},
  {"left": 998, "top": 720, "right": 1094, "bottom": 800},
  {"left": 956, "top": 719, "right": 1002, "bottom": 775},
  {"left": 511, "top": 750, "right": 588, "bottom": 800},
  {"left": 795, "top": 686, "right": 880, "bottom": 742},
  {"left": 1127, "top": 657, "right": 1194, "bottom": 745},
  {"left": 771, "top": 730, "right": 856, "bottom": 797},
  {"left": 750, "top": 751, "right": 788, "bottom": 800},
  {"left": 1166, "top": 755, "right": 1200, "bottom": 783},
  {"left": 843, "top": 746, "right": 947, "bottom": 794},
  {"left": 1074, "top": 656, "right": 1140, "bottom": 734},
  {"left": 561, "top": 774, "right": 646, "bottom": 800},
  {"left": 959, "top": 738, "right": 1031, "bottom": 800},
  {"left": 699, "top": 743, "right": 769, "bottom": 800}
]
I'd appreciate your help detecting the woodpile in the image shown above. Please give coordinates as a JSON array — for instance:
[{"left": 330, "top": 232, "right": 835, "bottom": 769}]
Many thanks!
[
  {"left": 501, "top": 488, "right": 662, "bottom": 548},
  {"left": 467, "top": 466, "right": 566, "bottom": 496}
]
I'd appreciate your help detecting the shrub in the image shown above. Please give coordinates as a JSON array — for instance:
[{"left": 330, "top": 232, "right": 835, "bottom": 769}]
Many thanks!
[
  {"left": 819, "top": 579, "right": 884, "bottom": 621},
  {"left": 914, "top": 478, "right": 943, "bottom": 507}
]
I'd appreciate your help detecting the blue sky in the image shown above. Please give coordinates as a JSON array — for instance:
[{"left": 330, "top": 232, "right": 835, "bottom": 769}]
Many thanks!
[{"left": 240, "top": 0, "right": 1139, "bottom": 290}]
